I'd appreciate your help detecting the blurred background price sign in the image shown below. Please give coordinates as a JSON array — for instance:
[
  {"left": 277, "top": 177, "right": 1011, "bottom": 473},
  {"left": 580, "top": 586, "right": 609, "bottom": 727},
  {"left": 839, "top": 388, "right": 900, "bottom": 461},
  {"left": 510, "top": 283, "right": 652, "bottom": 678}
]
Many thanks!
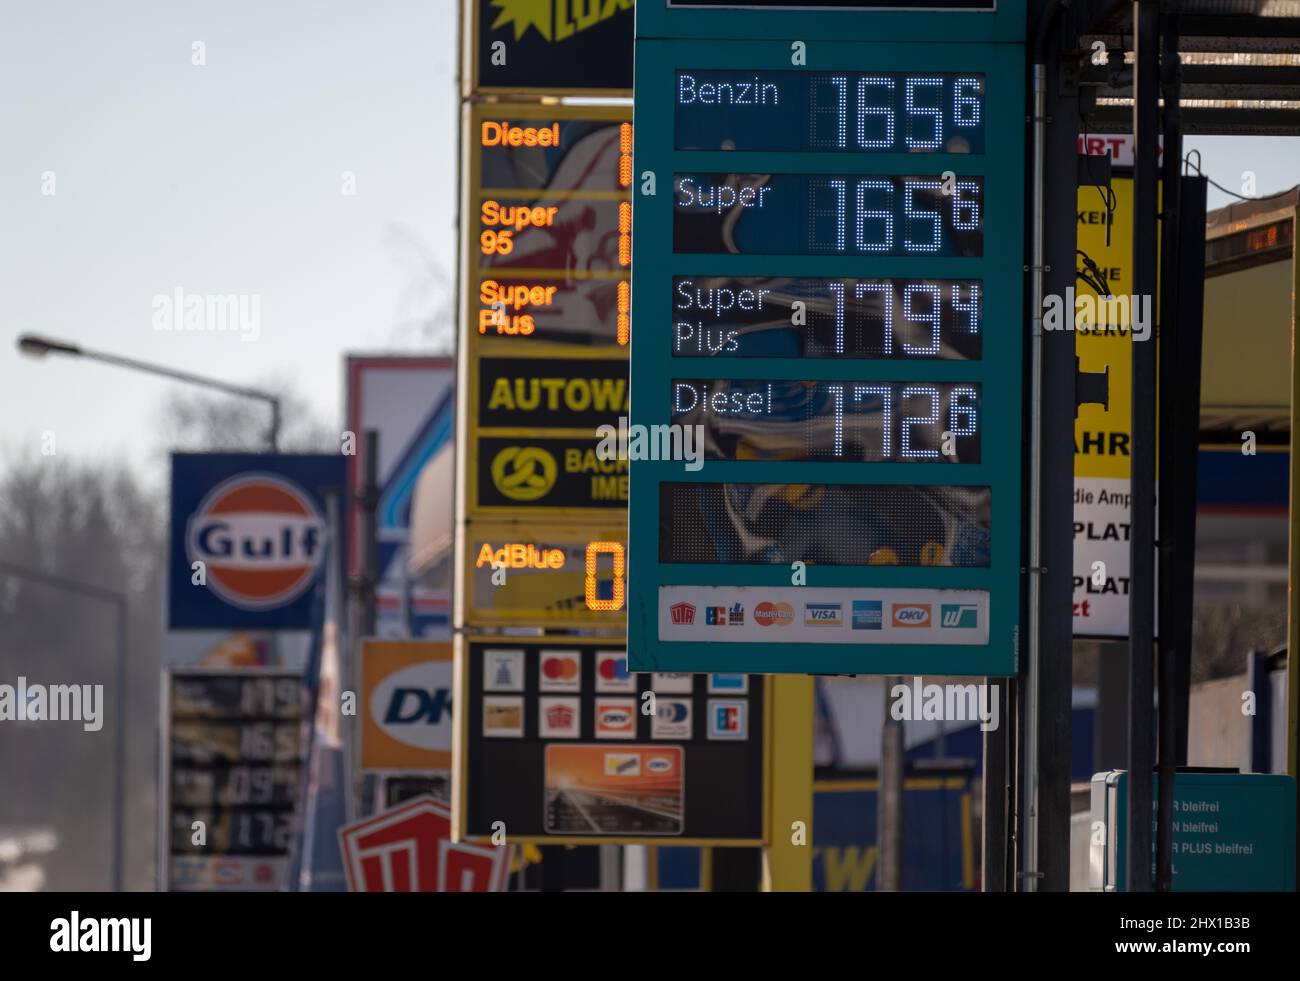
[
  {"left": 161, "top": 669, "right": 304, "bottom": 891},
  {"left": 628, "top": 1, "right": 1027, "bottom": 674}
]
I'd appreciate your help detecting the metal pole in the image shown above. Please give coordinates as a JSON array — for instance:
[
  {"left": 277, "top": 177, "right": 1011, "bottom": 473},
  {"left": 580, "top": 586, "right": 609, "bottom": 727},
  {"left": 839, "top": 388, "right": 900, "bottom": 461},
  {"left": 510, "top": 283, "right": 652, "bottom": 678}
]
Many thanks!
[
  {"left": 16, "top": 335, "right": 281, "bottom": 453},
  {"left": 1023, "top": 40, "right": 1048, "bottom": 902},
  {"left": 877, "top": 678, "right": 904, "bottom": 891},
  {"left": 1155, "top": 7, "right": 1183, "bottom": 892},
  {"left": 360, "top": 430, "right": 380, "bottom": 637},
  {"left": 1025, "top": 0, "right": 1071, "bottom": 891},
  {"left": 113, "top": 596, "right": 126, "bottom": 892},
  {"left": 981, "top": 676, "right": 1008, "bottom": 890},
  {"left": 269, "top": 398, "right": 281, "bottom": 453},
  {"left": 1171, "top": 172, "right": 1208, "bottom": 772},
  {"left": 1127, "top": 0, "right": 1161, "bottom": 893}
]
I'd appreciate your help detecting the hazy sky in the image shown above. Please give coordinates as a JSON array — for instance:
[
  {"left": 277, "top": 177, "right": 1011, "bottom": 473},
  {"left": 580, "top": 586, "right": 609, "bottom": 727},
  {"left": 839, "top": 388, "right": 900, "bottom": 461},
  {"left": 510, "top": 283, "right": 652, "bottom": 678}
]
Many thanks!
[
  {"left": 2, "top": 2, "right": 1297, "bottom": 488},
  {"left": 1, "top": 0, "right": 458, "bottom": 485}
]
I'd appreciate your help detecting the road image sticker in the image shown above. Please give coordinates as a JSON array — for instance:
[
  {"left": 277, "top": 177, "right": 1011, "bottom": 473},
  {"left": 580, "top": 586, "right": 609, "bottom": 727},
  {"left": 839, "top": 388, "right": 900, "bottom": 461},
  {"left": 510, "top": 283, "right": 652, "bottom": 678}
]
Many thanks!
[{"left": 543, "top": 744, "right": 685, "bottom": 836}]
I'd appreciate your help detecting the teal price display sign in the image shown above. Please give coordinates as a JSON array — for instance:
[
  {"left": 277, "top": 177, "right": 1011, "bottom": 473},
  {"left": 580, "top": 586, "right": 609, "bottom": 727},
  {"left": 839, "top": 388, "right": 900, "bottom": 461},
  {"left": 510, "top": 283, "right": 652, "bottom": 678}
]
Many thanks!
[
  {"left": 628, "top": 1, "right": 1027, "bottom": 675},
  {"left": 1092, "top": 771, "right": 1297, "bottom": 892}
]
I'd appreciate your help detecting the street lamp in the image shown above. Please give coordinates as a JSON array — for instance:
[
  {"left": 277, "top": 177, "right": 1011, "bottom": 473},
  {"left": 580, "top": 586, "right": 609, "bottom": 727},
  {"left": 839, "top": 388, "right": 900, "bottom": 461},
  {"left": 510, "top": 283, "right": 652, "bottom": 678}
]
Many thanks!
[
  {"left": 0, "top": 560, "right": 127, "bottom": 892},
  {"left": 17, "top": 333, "right": 281, "bottom": 451}
]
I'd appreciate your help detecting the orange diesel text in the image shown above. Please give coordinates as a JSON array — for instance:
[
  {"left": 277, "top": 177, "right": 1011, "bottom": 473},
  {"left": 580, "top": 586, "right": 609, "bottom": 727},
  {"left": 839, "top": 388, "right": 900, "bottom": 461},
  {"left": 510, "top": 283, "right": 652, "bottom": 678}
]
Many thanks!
[{"left": 481, "top": 121, "right": 561, "bottom": 147}]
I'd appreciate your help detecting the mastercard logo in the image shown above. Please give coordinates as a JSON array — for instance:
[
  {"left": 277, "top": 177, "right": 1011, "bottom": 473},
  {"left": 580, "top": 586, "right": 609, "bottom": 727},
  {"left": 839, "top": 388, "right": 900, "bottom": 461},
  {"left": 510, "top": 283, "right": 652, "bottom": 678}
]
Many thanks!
[
  {"left": 186, "top": 474, "right": 326, "bottom": 611},
  {"left": 754, "top": 601, "right": 795, "bottom": 627},
  {"left": 542, "top": 656, "right": 579, "bottom": 680}
]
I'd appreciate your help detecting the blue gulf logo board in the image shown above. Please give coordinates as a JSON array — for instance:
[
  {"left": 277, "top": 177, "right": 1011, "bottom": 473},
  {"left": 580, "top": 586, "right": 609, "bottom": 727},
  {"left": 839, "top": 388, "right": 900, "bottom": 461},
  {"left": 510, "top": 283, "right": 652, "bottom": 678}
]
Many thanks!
[{"left": 169, "top": 454, "right": 346, "bottom": 630}]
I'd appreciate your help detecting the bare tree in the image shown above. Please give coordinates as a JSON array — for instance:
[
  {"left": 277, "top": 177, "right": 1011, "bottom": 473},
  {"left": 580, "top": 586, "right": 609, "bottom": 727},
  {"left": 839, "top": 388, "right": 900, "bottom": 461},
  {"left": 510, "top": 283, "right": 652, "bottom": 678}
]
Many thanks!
[
  {"left": 154, "top": 376, "right": 336, "bottom": 455},
  {"left": 384, "top": 221, "right": 454, "bottom": 353}
]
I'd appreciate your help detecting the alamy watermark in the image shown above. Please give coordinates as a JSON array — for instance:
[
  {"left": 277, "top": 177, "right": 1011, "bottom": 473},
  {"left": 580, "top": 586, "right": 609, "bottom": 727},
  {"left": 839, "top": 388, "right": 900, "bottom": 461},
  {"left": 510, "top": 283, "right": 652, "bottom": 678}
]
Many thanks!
[
  {"left": 50, "top": 911, "right": 150, "bottom": 961},
  {"left": 1042, "top": 287, "right": 1152, "bottom": 342},
  {"left": 152, "top": 287, "right": 261, "bottom": 341},
  {"left": 889, "top": 676, "right": 999, "bottom": 732},
  {"left": 0, "top": 677, "right": 103, "bottom": 732},
  {"left": 596, "top": 416, "right": 704, "bottom": 472}
]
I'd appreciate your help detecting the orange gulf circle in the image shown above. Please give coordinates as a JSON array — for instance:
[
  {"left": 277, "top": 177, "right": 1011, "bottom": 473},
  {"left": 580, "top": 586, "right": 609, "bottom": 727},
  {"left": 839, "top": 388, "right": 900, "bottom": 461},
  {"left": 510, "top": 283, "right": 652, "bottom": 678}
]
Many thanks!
[{"left": 187, "top": 474, "right": 323, "bottom": 610}]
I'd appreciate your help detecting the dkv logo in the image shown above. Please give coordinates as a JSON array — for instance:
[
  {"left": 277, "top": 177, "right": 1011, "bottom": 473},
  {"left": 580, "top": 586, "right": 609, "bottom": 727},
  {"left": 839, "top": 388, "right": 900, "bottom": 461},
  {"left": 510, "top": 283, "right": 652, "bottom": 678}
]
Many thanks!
[
  {"left": 186, "top": 474, "right": 326, "bottom": 610},
  {"left": 891, "top": 604, "right": 932, "bottom": 628},
  {"left": 370, "top": 661, "right": 454, "bottom": 752}
]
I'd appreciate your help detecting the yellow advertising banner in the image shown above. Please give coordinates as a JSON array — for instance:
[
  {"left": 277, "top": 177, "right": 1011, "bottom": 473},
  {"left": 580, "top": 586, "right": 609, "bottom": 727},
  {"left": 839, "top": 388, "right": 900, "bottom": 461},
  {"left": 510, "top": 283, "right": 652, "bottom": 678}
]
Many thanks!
[
  {"left": 1075, "top": 177, "right": 1137, "bottom": 481},
  {"left": 1073, "top": 176, "right": 1141, "bottom": 637}
]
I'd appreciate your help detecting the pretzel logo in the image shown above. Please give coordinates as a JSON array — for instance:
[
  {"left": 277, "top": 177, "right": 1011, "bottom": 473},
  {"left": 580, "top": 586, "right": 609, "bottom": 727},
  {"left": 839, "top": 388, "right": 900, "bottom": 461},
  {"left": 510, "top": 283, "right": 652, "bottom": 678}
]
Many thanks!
[{"left": 490, "top": 445, "right": 557, "bottom": 501}]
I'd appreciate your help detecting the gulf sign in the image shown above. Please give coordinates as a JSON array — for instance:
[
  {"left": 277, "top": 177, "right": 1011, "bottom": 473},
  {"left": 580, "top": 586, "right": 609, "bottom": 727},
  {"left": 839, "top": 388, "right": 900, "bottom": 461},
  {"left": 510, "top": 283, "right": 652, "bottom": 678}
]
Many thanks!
[
  {"left": 169, "top": 454, "right": 345, "bottom": 629},
  {"left": 361, "top": 640, "right": 454, "bottom": 771}
]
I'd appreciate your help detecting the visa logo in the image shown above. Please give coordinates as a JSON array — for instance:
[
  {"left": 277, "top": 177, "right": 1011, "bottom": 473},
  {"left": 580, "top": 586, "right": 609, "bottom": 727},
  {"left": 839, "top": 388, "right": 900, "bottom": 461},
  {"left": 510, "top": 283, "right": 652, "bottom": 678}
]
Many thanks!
[{"left": 804, "top": 603, "right": 842, "bottom": 626}]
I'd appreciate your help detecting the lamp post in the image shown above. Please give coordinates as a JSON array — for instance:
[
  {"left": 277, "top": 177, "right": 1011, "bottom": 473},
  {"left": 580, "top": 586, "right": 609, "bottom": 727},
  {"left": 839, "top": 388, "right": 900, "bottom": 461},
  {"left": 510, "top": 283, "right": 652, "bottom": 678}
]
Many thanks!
[
  {"left": 16, "top": 334, "right": 281, "bottom": 451},
  {"left": 0, "top": 561, "right": 127, "bottom": 892}
]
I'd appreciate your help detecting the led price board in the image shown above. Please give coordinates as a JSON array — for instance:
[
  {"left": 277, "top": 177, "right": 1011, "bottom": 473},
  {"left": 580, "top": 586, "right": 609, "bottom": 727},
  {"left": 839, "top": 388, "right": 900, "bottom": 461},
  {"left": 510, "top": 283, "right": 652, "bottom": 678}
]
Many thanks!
[
  {"left": 463, "top": 521, "right": 630, "bottom": 627},
  {"left": 455, "top": 101, "right": 634, "bottom": 632},
  {"left": 453, "top": 637, "right": 768, "bottom": 845},
  {"left": 675, "top": 70, "right": 985, "bottom": 152},
  {"left": 161, "top": 669, "right": 304, "bottom": 891},
  {"left": 674, "top": 173, "right": 983, "bottom": 255},
  {"left": 672, "top": 379, "right": 981, "bottom": 462},
  {"left": 628, "top": 2, "right": 1025, "bottom": 675},
  {"left": 467, "top": 103, "right": 632, "bottom": 352},
  {"left": 671, "top": 276, "right": 982, "bottom": 358}
]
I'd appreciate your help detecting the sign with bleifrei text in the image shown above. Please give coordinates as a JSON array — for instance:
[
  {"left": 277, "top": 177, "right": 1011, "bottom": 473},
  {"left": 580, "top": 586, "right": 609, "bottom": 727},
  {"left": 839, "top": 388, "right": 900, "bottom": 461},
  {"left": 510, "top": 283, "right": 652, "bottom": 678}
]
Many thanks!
[
  {"left": 1091, "top": 771, "right": 1296, "bottom": 891},
  {"left": 627, "top": 1, "right": 1027, "bottom": 675},
  {"left": 452, "top": 635, "right": 768, "bottom": 845}
]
